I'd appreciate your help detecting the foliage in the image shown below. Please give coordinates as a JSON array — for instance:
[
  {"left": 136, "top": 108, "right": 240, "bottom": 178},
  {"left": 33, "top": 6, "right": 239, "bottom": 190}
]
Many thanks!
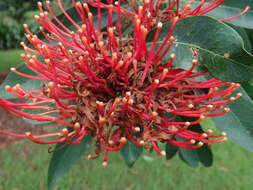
[
  {"left": 0, "top": 20, "right": 26, "bottom": 49},
  {"left": 0, "top": 0, "right": 36, "bottom": 22}
]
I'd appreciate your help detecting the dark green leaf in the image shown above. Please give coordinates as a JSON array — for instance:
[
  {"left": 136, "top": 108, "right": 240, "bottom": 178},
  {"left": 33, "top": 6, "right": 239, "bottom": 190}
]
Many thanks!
[
  {"left": 213, "top": 87, "right": 253, "bottom": 151},
  {"left": 120, "top": 141, "right": 143, "bottom": 167},
  {"left": 0, "top": 63, "right": 43, "bottom": 99},
  {"left": 165, "top": 143, "right": 178, "bottom": 160},
  {"left": 176, "top": 117, "right": 213, "bottom": 167},
  {"left": 148, "top": 16, "right": 253, "bottom": 82},
  {"left": 241, "top": 79, "right": 253, "bottom": 100},
  {"left": 179, "top": 147, "right": 199, "bottom": 168},
  {"left": 48, "top": 135, "right": 92, "bottom": 189},
  {"left": 196, "top": 144, "right": 213, "bottom": 167},
  {"left": 229, "top": 24, "right": 252, "bottom": 53},
  {"left": 179, "top": 143, "right": 213, "bottom": 168}
]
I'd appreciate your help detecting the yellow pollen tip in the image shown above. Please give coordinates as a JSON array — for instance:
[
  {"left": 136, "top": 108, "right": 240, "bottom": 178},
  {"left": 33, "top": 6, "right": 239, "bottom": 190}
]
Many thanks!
[
  {"left": 188, "top": 104, "right": 194, "bottom": 109},
  {"left": 135, "top": 127, "right": 140, "bottom": 132},
  {"left": 139, "top": 140, "right": 145, "bottom": 145},
  {"left": 152, "top": 111, "right": 158, "bottom": 118},
  {"left": 126, "top": 91, "right": 131, "bottom": 97},
  {"left": 25, "top": 132, "right": 32, "bottom": 136},
  {"left": 169, "top": 36, "right": 175, "bottom": 42},
  {"left": 170, "top": 53, "right": 175, "bottom": 59},
  {"left": 47, "top": 82, "right": 54, "bottom": 88},
  {"left": 190, "top": 139, "right": 196, "bottom": 144},
  {"left": 192, "top": 59, "right": 198, "bottom": 64},
  {"left": 120, "top": 137, "right": 127, "bottom": 144},
  {"left": 184, "top": 122, "right": 191, "bottom": 126},
  {"left": 200, "top": 115, "right": 205, "bottom": 119},
  {"left": 154, "top": 79, "right": 160, "bottom": 84},
  {"left": 122, "top": 97, "right": 127, "bottom": 103},
  {"left": 108, "top": 140, "right": 114, "bottom": 145},
  {"left": 98, "top": 41, "right": 104, "bottom": 48},
  {"left": 127, "top": 52, "right": 132, "bottom": 58},
  {"left": 206, "top": 129, "right": 213, "bottom": 134},
  {"left": 157, "top": 22, "right": 163, "bottom": 28},
  {"left": 221, "top": 132, "right": 227, "bottom": 136},
  {"left": 102, "top": 161, "right": 108, "bottom": 168},
  {"left": 128, "top": 99, "right": 134, "bottom": 105},
  {"left": 74, "top": 122, "right": 80, "bottom": 129},
  {"left": 10, "top": 67, "right": 16, "bottom": 71},
  {"left": 160, "top": 151, "right": 166, "bottom": 156},
  {"left": 224, "top": 108, "right": 230, "bottom": 112},
  {"left": 99, "top": 117, "right": 106, "bottom": 125},
  {"left": 163, "top": 68, "right": 169, "bottom": 73},
  {"left": 5, "top": 85, "right": 11, "bottom": 91},
  {"left": 230, "top": 97, "right": 236, "bottom": 101},
  {"left": 87, "top": 155, "right": 92, "bottom": 160},
  {"left": 62, "top": 128, "right": 68, "bottom": 132}
]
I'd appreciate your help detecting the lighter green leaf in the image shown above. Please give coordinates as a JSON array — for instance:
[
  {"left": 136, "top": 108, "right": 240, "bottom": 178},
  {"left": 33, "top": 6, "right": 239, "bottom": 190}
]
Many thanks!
[
  {"left": 48, "top": 135, "right": 92, "bottom": 189},
  {"left": 213, "top": 87, "right": 253, "bottom": 151},
  {"left": 120, "top": 141, "right": 143, "bottom": 167}
]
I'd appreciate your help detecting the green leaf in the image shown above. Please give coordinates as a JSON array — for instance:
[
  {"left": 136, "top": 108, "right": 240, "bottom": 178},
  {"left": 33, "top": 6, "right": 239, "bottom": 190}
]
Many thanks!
[
  {"left": 213, "top": 87, "right": 253, "bottom": 152},
  {"left": 206, "top": 0, "right": 253, "bottom": 29},
  {"left": 148, "top": 16, "right": 253, "bottom": 82},
  {"left": 229, "top": 24, "right": 252, "bottom": 53},
  {"left": 0, "top": 63, "right": 43, "bottom": 99},
  {"left": 120, "top": 141, "right": 143, "bottom": 167},
  {"left": 48, "top": 135, "right": 92, "bottom": 189},
  {"left": 180, "top": 0, "right": 253, "bottom": 29},
  {"left": 179, "top": 147, "right": 199, "bottom": 168},
  {"left": 196, "top": 144, "right": 213, "bottom": 167},
  {"left": 241, "top": 80, "right": 253, "bottom": 100},
  {"left": 179, "top": 144, "right": 213, "bottom": 168},
  {"left": 178, "top": 124, "right": 213, "bottom": 168},
  {"left": 165, "top": 143, "right": 178, "bottom": 160}
]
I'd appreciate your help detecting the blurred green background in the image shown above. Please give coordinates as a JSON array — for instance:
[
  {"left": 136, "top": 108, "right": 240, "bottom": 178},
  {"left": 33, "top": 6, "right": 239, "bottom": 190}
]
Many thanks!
[{"left": 0, "top": 1, "right": 253, "bottom": 190}]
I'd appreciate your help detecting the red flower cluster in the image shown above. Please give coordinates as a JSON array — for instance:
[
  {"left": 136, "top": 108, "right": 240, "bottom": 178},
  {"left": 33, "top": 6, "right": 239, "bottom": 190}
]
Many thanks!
[{"left": 0, "top": 0, "right": 246, "bottom": 166}]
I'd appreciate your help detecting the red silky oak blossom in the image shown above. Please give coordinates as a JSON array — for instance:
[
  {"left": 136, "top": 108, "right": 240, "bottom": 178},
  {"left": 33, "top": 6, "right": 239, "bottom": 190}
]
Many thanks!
[{"left": 0, "top": 0, "right": 247, "bottom": 166}]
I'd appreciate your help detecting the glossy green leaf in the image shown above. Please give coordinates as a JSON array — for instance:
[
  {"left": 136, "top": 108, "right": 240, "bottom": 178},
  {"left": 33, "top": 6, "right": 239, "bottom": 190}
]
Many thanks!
[
  {"left": 180, "top": 0, "right": 253, "bottom": 29},
  {"left": 229, "top": 24, "right": 252, "bottom": 53},
  {"left": 120, "top": 141, "right": 143, "bottom": 167},
  {"left": 206, "top": 0, "right": 253, "bottom": 29},
  {"left": 196, "top": 144, "right": 213, "bottom": 167},
  {"left": 241, "top": 78, "right": 253, "bottom": 100},
  {"left": 148, "top": 16, "right": 253, "bottom": 82},
  {"left": 0, "top": 63, "right": 43, "bottom": 99},
  {"left": 179, "top": 147, "right": 199, "bottom": 168},
  {"left": 48, "top": 135, "right": 92, "bottom": 189},
  {"left": 213, "top": 87, "right": 253, "bottom": 151},
  {"left": 178, "top": 123, "right": 213, "bottom": 168},
  {"left": 165, "top": 143, "right": 178, "bottom": 160},
  {"left": 179, "top": 143, "right": 213, "bottom": 168}
]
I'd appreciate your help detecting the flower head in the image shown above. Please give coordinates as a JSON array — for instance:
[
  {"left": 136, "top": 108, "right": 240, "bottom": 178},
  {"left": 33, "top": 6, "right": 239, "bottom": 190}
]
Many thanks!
[{"left": 0, "top": 0, "right": 243, "bottom": 164}]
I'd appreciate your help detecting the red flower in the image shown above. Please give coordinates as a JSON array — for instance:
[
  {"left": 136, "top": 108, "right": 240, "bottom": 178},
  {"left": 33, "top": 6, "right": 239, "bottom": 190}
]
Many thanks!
[{"left": 0, "top": 0, "right": 244, "bottom": 165}]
